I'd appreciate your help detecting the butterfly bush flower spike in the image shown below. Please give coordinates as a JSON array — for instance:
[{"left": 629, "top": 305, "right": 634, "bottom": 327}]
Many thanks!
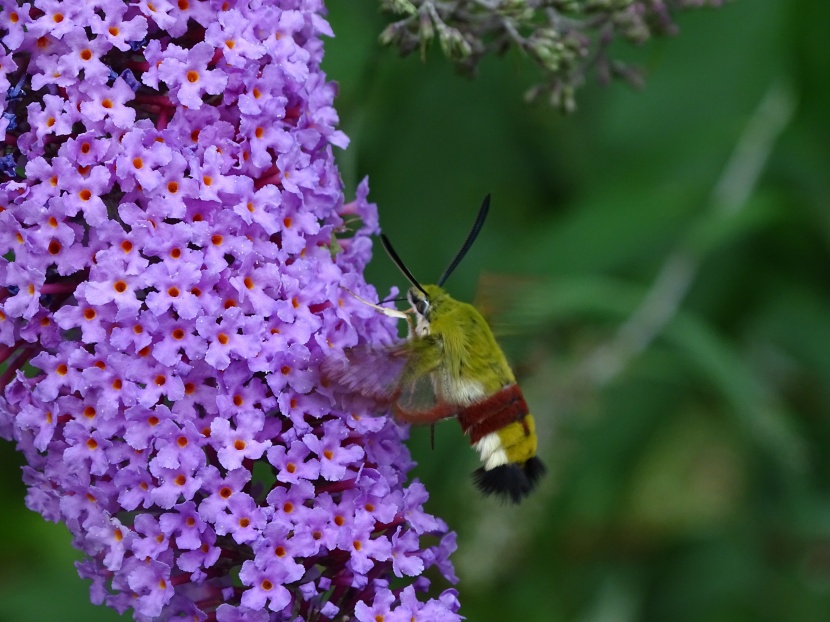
[{"left": 0, "top": 0, "right": 461, "bottom": 620}]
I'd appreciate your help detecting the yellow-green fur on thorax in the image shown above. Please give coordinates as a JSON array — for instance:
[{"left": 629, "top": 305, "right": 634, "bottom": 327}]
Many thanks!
[{"left": 408, "top": 284, "right": 515, "bottom": 404}]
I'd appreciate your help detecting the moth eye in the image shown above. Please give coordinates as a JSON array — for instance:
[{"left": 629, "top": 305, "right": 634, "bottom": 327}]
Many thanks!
[{"left": 415, "top": 298, "right": 429, "bottom": 316}]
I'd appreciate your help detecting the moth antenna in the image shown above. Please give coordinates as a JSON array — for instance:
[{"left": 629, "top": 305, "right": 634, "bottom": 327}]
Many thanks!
[
  {"left": 380, "top": 234, "right": 429, "bottom": 298},
  {"left": 438, "top": 194, "right": 491, "bottom": 287}
]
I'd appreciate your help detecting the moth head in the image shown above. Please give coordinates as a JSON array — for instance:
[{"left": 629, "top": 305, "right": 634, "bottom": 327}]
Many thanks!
[{"left": 407, "top": 286, "right": 431, "bottom": 336}]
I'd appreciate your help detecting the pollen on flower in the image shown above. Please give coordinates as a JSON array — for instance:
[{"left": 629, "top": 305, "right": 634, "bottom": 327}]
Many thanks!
[
  {"left": 113, "top": 280, "right": 127, "bottom": 293},
  {"left": 261, "top": 579, "right": 273, "bottom": 591},
  {"left": 48, "top": 240, "right": 61, "bottom": 254},
  {"left": 84, "top": 407, "right": 96, "bottom": 419},
  {"left": 86, "top": 438, "right": 98, "bottom": 450},
  {"left": 154, "top": 375, "right": 166, "bottom": 386},
  {"left": 83, "top": 308, "right": 96, "bottom": 320},
  {"left": 56, "top": 364, "right": 68, "bottom": 376},
  {"left": 174, "top": 474, "right": 187, "bottom": 486},
  {"left": 120, "top": 240, "right": 132, "bottom": 253}
]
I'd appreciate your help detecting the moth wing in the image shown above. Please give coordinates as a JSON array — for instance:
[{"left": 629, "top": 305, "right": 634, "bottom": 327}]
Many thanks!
[
  {"left": 473, "top": 272, "right": 551, "bottom": 337},
  {"left": 322, "top": 343, "right": 410, "bottom": 404},
  {"left": 391, "top": 377, "right": 459, "bottom": 426},
  {"left": 323, "top": 343, "right": 458, "bottom": 425}
]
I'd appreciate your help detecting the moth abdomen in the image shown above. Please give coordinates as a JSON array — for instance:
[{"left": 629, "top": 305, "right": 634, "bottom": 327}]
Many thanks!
[{"left": 459, "top": 384, "right": 545, "bottom": 503}]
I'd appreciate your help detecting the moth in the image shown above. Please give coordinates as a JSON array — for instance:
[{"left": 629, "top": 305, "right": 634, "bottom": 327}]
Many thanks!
[{"left": 326, "top": 195, "right": 545, "bottom": 503}]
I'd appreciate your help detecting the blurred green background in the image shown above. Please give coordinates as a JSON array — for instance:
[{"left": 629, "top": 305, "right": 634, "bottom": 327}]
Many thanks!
[{"left": 3, "top": 0, "right": 830, "bottom": 620}]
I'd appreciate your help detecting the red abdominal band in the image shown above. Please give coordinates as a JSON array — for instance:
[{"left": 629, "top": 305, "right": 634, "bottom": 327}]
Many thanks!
[{"left": 457, "top": 384, "right": 529, "bottom": 445}]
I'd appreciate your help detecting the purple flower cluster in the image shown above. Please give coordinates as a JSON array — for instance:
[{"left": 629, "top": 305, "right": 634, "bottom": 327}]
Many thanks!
[{"left": 0, "top": 1, "right": 459, "bottom": 620}]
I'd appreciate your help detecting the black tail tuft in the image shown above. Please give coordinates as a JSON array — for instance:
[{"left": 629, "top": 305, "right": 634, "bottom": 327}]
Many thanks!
[
  {"left": 472, "top": 458, "right": 547, "bottom": 504},
  {"left": 523, "top": 456, "right": 547, "bottom": 487}
]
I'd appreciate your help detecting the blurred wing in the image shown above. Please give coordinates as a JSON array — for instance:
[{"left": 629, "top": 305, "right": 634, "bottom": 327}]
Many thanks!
[
  {"left": 392, "top": 384, "right": 459, "bottom": 426},
  {"left": 323, "top": 343, "right": 458, "bottom": 425},
  {"left": 322, "top": 344, "right": 410, "bottom": 403},
  {"left": 473, "top": 272, "right": 550, "bottom": 337}
]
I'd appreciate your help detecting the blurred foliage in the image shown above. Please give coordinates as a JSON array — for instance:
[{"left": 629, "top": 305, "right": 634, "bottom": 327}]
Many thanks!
[{"left": 3, "top": 0, "right": 830, "bottom": 621}]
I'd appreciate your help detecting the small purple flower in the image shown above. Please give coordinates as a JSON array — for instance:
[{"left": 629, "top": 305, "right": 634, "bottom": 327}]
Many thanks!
[
  {"left": 156, "top": 42, "right": 229, "bottom": 109},
  {"left": 0, "top": 1, "right": 461, "bottom": 620}
]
